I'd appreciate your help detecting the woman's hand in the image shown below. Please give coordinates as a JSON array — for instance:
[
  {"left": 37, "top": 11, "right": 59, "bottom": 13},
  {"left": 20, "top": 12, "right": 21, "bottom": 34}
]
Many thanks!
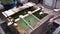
[{"left": 48, "top": 18, "right": 54, "bottom": 25}]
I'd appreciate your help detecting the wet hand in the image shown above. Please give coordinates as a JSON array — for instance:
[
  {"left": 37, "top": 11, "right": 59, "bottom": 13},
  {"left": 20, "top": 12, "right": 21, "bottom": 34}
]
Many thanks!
[{"left": 48, "top": 18, "right": 54, "bottom": 25}]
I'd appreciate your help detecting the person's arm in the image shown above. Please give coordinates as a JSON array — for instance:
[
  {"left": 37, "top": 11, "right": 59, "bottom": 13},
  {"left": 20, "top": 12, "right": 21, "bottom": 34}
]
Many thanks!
[
  {"left": 48, "top": 14, "right": 60, "bottom": 25},
  {"left": 53, "top": 9, "right": 60, "bottom": 12},
  {"left": 51, "top": 14, "right": 60, "bottom": 20},
  {"left": 52, "top": 9, "right": 60, "bottom": 20}
]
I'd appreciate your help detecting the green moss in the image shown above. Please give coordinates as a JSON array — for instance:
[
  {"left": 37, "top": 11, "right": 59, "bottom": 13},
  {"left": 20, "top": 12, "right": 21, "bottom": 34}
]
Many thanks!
[
  {"left": 24, "top": 15, "right": 39, "bottom": 26},
  {"left": 17, "top": 20, "right": 29, "bottom": 30}
]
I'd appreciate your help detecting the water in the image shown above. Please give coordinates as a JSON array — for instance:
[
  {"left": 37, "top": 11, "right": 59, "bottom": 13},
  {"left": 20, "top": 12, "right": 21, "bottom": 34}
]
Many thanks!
[
  {"left": 11, "top": 7, "right": 35, "bottom": 19},
  {"left": 17, "top": 19, "right": 29, "bottom": 30},
  {"left": 16, "top": 14, "right": 39, "bottom": 30},
  {"left": 33, "top": 10, "right": 48, "bottom": 19}
]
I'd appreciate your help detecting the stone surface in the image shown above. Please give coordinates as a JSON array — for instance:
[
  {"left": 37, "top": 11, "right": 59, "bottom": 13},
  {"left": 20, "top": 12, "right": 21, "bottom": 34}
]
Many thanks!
[
  {"left": 0, "top": 26, "right": 5, "bottom": 34},
  {"left": 53, "top": 26, "right": 60, "bottom": 34}
]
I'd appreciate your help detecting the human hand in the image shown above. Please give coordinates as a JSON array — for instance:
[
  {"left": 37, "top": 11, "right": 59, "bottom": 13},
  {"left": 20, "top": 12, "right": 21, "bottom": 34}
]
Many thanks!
[
  {"left": 47, "top": 18, "right": 54, "bottom": 25},
  {"left": 53, "top": 9, "right": 60, "bottom": 12}
]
